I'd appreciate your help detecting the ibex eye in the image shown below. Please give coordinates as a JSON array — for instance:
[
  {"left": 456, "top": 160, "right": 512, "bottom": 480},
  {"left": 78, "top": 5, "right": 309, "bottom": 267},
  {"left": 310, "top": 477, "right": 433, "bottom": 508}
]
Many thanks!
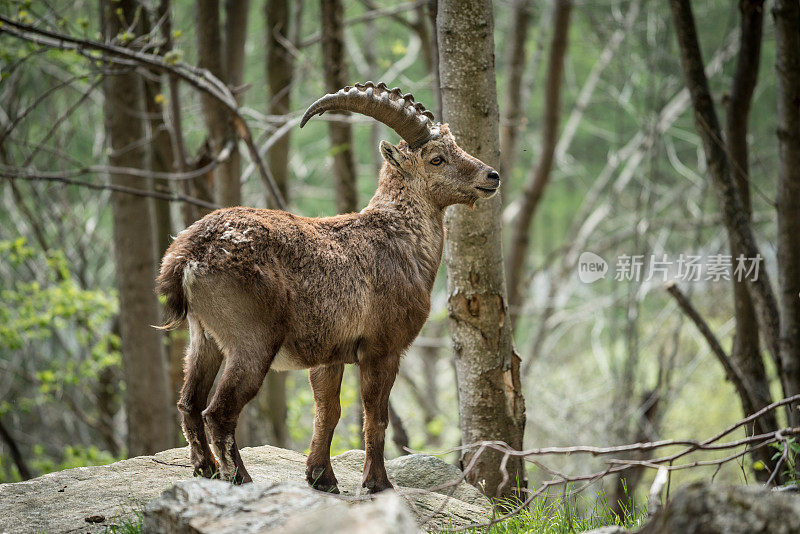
[{"left": 430, "top": 156, "right": 444, "bottom": 165}]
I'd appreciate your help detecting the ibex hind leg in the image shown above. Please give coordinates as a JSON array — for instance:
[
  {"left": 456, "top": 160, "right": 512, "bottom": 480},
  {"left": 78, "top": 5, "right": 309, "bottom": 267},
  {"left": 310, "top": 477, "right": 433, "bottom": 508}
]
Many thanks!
[
  {"left": 202, "top": 340, "right": 276, "bottom": 484},
  {"left": 178, "top": 315, "right": 223, "bottom": 479}
]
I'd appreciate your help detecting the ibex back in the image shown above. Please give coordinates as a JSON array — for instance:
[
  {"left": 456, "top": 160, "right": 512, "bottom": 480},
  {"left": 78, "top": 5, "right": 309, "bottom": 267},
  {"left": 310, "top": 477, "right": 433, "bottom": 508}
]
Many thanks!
[{"left": 156, "top": 82, "right": 500, "bottom": 493}]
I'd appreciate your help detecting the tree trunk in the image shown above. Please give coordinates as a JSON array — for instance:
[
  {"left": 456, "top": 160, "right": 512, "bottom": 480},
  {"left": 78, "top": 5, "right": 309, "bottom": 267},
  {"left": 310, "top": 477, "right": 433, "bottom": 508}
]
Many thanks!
[
  {"left": 363, "top": 4, "right": 383, "bottom": 176},
  {"left": 611, "top": 390, "right": 661, "bottom": 517},
  {"left": 321, "top": 0, "right": 358, "bottom": 213},
  {"left": 101, "top": 0, "right": 175, "bottom": 456},
  {"left": 438, "top": 0, "right": 526, "bottom": 499},
  {"left": 143, "top": 4, "right": 184, "bottom": 430},
  {"left": 774, "top": 0, "right": 800, "bottom": 409},
  {"left": 225, "top": 0, "right": 250, "bottom": 93},
  {"left": 668, "top": 0, "right": 787, "bottom": 418},
  {"left": 196, "top": 0, "right": 242, "bottom": 207},
  {"left": 507, "top": 0, "right": 572, "bottom": 322},
  {"left": 262, "top": 0, "right": 295, "bottom": 449},
  {"left": 498, "top": 0, "right": 532, "bottom": 179},
  {"left": 427, "top": 0, "right": 442, "bottom": 119},
  {"left": 142, "top": 2, "right": 174, "bottom": 260},
  {"left": 388, "top": 400, "right": 410, "bottom": 455},
  {"left": 265, "top": 370, "right": 288, "bottom": 446},
  {"left": 422, "top": 321, "right": 444, "bottom": 446},
  {"left": 0, "top": 417, "right": 32, "bottom": 480},
  {"left": 266, "top": 0, "right": 294, "bottom": 200},
  {"left": 724, "top": 0, "right": 776, "bottom": 481}
]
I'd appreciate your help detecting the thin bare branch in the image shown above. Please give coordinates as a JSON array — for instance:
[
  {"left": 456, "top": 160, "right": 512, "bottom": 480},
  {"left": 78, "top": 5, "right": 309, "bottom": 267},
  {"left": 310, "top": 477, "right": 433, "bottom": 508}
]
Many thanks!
[{"left": 1, "top": 171, "right": 220, "bottom": 210}]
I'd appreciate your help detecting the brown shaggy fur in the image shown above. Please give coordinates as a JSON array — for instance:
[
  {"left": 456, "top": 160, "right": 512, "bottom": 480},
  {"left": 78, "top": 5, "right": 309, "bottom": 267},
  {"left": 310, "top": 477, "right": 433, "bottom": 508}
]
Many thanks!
[{"left": 156, "top": 125, "right": 499, "bottom": 491}]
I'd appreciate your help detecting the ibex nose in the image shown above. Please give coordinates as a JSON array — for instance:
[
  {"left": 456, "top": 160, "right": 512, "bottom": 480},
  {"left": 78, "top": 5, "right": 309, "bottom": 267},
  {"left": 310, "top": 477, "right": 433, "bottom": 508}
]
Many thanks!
[{"left": 487, "top": 170, "right": 500, "bottom": 183}]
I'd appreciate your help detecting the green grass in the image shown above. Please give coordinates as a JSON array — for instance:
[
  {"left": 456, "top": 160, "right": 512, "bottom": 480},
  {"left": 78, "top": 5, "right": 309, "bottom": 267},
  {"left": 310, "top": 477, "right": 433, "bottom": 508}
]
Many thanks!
[
  {"left": 452, "top": 487, "right": 646, "bottom": 534},
  {"left": 102, "top": 511, "right": 143, "bottom": 534}
]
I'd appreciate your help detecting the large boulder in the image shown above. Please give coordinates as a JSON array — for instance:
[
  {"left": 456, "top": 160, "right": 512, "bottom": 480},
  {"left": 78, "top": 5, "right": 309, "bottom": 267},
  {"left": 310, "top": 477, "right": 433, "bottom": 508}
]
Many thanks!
[
  {"left": 638, "top": 481, "right": 800, "bottom": 534},
  {"left": 0, "top": 445, "right": 490, "bottom": 533},
  {"left": 143, "top": 479, "right": 420, "bottom": 534}
]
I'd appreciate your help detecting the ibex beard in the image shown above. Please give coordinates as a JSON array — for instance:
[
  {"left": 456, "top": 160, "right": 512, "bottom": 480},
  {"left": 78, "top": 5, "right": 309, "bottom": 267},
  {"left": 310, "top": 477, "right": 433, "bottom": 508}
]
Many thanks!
[{"left": 155, "top": 82, "right": 500, "bottom": 493}]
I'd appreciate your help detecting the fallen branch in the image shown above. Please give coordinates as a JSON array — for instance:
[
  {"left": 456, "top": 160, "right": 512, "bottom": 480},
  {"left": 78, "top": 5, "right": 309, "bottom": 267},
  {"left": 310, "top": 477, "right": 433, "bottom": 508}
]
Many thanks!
[{"left": 405, "top": 394, "right": 800, "bottom": 530}]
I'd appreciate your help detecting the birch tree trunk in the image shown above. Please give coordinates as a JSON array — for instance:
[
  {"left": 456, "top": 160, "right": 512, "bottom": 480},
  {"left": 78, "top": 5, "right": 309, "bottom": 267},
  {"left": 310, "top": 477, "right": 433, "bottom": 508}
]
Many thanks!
[
  {"left": 438, "top": 0, "right": 526, "bottom": 499},
  {"left": 507, "top": 0, "right": 572, "bottom": 321},
  {"left": 101, "top": 0, "right": 175, "bottom": 456},
  {"left": 774, "top": 0, "right": 800, "bottom": 405},
  {"left": 321, "top": 0, "right": 358, "bottom": 213}
]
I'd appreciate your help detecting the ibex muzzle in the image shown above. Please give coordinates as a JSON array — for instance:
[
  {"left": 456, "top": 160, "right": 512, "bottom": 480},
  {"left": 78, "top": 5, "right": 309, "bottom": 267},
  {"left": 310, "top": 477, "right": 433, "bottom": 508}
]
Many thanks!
[{"left": 156, "top": 82, "right": 499, "bottom": 493}]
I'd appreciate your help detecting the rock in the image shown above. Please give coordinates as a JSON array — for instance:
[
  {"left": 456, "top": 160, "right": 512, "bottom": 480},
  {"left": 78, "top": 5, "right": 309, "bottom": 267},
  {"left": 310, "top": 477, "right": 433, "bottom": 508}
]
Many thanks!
[
  {"left": 387, "top": 453, "right": 487, "bottom": 507},
  {"left": 144, "top": 479, "right": 420, "bottom": 534},
  {"left": 279, "top": 489, "right": 420, "bottom": 534},
  {"left": 583, "top": 527, "right": 629, "bottom": 534},
  {"left": 638, "top": 481, "right": 800, "bottom": 534},
  {"left": 333, "top": 450, "right": 487, "bottom": 507},
  {"left": 0, "top": 445, "right": 489, "bottom": 533}
]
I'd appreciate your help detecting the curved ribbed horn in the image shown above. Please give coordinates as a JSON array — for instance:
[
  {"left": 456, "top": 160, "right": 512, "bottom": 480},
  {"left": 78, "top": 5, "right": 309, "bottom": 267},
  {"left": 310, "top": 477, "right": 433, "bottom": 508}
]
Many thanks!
[{"left": 300, "top": 81, "right": 437, "bottom": 149}]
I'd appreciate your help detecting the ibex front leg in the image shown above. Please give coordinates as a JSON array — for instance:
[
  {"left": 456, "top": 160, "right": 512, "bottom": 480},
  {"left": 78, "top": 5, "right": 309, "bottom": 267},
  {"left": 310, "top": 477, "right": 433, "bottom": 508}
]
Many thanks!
[
  {"left": 359, "top": 355, "right": 399, "bottom": 493},
  {"left": 306, "top": 364, "right": 344, "bottom": 493}
]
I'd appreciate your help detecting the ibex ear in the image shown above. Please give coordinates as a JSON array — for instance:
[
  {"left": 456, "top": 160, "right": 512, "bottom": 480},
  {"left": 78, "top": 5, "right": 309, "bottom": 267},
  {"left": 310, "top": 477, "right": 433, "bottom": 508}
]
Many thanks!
[{"left": 380, "top": 140, "right": 407, "bottom": 169}]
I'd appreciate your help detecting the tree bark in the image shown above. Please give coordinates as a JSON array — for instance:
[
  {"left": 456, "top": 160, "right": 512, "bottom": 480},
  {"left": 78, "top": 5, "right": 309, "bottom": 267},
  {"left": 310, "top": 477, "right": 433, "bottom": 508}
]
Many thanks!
[
  {"left": 321, "top": 0, "right": 358, "bottom": 213},
  {"left": 438, "top": 0, "right": 526, "bottom": 499},
  {"left": 0, "top": 416, "right": 32, "bottom": 480},
  {"left": 142, "top": 1, "right": 175, "bottom": 260},
  {"left": 774, "top": 0, "right": 800, "bottom": 409},
  {"left": 225, "top": 0, "right": 250, "bottom": 93},
  {"left": 668, "top": 0, "right": 787, "bottom": 417},
  {"left": 101, "top": 0, "right": 175, "bottom": 456},
  {"left": 507, "top": 0, "right": 572, "bottom": 322},
  {"left": 724, "top": 0, "right": 775, "bottom": 481},
  {"left": 388, "top": 400, "right": 410, "bottom": 455},
  {"left": 498, "top": 0, "right": 531, "bottom": 179},
  {"left": 266, "top": 0, "right": 294, "bottom": 200},
  {"left": 262, "top": 0, "right": 294, "bottom": 448},
  {"left": 265, "top": 370, "right": 288, "bottom": 446},
  {"left": 611, "top": 390, "right": 661, "bottom": 517},
  {"left": 427, "top": 0, "right": 442, "bottom": 119},
  {"left": 196, "top": 0, "right": 242, "bottom": 207}
]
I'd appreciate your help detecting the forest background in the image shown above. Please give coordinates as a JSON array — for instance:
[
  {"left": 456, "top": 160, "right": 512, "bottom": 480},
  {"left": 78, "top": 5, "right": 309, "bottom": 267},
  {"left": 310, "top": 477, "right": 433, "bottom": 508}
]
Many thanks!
[{"left": 1, "top": 0, "right": 799, "bottom": 514}]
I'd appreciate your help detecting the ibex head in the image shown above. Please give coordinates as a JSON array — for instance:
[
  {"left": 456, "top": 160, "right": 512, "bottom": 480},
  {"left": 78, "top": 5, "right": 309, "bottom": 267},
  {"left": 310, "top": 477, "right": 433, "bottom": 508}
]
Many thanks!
[{"left": 300, "top": 82, "right": 500, "bottom": 209}]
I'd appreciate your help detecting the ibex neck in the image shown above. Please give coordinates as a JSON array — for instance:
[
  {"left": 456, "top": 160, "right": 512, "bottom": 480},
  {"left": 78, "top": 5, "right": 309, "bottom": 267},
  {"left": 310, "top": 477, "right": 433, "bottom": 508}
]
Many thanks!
[{"left": 366, "top": 166, "right": 445, "bottom": 291}]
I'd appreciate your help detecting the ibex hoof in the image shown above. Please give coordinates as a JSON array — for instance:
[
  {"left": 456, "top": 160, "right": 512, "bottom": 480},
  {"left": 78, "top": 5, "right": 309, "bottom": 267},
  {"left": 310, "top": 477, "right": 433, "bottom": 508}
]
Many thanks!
[
  {"left": 307, "top": 465, "right": 339, "bottom": 493},
  {"left": 311, "top": 482, "right": 340, "bottom": 494},
  {"left": 230, "top": 470, "right": 252, "bottom": 485},
  {"left": 193, "top": 460, "right": 220, "bottom": 480},
  {"left": 363, "top": 479, "right": 393, "bottom": 494}
]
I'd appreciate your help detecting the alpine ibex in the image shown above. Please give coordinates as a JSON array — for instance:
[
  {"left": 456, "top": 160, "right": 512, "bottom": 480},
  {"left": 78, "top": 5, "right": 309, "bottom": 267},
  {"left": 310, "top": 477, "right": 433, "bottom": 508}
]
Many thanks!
[{"left": 156, "top": 82, "right": 500, "bottom": 493}]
